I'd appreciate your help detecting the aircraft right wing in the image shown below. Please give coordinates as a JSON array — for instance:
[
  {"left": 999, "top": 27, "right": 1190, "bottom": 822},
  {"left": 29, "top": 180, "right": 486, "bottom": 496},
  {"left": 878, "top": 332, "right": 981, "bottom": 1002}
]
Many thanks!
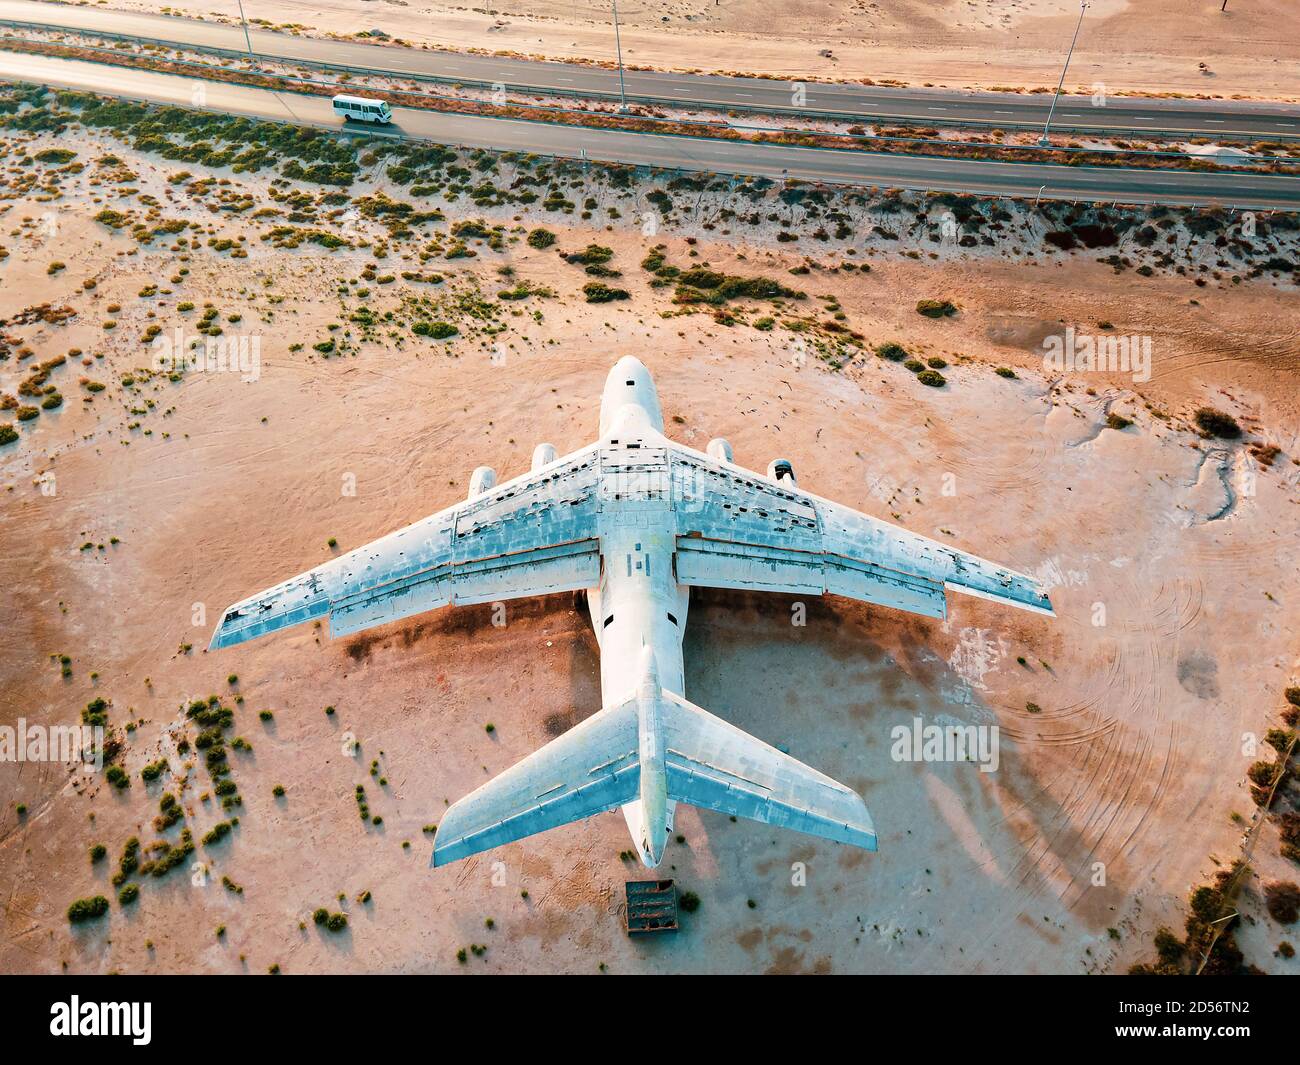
[
  {"left": 668, "top": 444, "right": 1052, "bottom": 620},
  {"left": 210, "top": 445, "right": 603, "bottom": 649}
]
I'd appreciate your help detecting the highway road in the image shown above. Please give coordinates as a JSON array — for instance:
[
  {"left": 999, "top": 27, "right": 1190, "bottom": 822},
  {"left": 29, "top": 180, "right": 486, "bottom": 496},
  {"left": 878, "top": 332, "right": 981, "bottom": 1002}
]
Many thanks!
[
  {"left": 3, "top": 53, "right": 1297, "bottom": 211},
  {"left": 1, "top": 0, "right": 1299, "bottom": 141}
]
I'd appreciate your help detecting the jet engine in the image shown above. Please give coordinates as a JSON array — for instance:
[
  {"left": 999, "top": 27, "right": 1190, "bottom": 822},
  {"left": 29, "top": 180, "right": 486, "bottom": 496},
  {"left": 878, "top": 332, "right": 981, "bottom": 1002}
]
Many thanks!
[
  {"left": 468, "top": 465, "right": 497, "bottom": 499},
  {"left": 766, "top": 458, "right": 797, "bottom": 485},
  {"left": 531, "top": 442, "right": 557, "bottom": 471},
  {"left": 706, "top": 437, "right": 734, "bottom": 463}
]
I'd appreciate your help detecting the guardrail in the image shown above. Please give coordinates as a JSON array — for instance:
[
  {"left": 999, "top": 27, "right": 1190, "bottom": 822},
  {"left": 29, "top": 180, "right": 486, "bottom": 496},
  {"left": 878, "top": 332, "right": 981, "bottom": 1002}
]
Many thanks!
[{"left": 3, "top": 15, "right": 1296, "bottom": 141}]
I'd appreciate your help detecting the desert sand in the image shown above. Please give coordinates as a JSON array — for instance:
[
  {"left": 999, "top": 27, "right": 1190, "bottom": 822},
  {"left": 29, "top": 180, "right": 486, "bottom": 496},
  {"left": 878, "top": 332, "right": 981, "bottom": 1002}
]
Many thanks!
[{"left": 1, "top": 101, "right": 1298, "bottom": 974}]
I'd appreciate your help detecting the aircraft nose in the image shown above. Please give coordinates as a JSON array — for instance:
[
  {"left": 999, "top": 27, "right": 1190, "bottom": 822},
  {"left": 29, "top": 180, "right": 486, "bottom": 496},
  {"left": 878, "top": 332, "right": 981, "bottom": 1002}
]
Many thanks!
[
  {"left": 607, "top": 355, "right": 648, "bottom": 390},
  {"left": 600, "top": 356, "right": 663, "bottom": 436}
]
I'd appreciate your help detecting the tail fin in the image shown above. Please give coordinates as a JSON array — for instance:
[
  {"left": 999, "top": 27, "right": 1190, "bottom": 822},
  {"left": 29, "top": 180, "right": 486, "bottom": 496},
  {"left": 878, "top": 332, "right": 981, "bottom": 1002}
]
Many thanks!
[{"left": 659, "top": 691, "right": 877, "bottom": 852}]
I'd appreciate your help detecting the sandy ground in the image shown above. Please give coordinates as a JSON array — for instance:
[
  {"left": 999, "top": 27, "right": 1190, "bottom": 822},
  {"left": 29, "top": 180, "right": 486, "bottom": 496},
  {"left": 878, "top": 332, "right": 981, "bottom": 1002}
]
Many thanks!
[
  {"left": 1, "top": 118, "right": 1299, "bottom": 974},
  {"left": 90, "top": 0, "right": 1300, "bottom": 99}
]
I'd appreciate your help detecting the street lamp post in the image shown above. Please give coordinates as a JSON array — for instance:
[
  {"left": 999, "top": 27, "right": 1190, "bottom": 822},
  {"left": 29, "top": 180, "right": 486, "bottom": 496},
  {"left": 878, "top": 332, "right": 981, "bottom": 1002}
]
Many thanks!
[
  {"left": 1039, "top": 1, "right": 1087, "bottom": 147},
  {"left": 612, "top": 0, "right": 628, "bottom": 112},
  {"left": 235, "top": 0, "right": 258, "bottom": 69}
]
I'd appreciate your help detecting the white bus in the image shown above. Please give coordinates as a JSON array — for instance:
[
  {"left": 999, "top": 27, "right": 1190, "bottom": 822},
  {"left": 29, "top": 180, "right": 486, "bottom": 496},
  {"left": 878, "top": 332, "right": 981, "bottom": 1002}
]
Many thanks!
[{"left": 331, "top": 95, "right": 393, "bottom": 125}]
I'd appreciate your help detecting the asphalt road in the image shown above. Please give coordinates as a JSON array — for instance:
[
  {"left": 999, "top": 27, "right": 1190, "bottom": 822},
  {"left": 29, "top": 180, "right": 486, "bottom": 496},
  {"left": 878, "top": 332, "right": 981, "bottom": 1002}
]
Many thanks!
[
  {"left": 2, "top": 0, "right": 1299, "bottom": 140},
  {"left": 4, "top": 53, "right": 1297, "bottom": 211}
]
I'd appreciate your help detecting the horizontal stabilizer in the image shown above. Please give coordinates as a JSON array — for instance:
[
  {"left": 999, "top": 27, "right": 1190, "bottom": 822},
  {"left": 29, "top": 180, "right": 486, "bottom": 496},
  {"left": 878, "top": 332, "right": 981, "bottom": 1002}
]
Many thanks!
[
  {"left": 661, "top": 691, "right": 877, "bottom": 851},
  {"left": 431, "top": 697, "right": 640, "bottom": 866}
]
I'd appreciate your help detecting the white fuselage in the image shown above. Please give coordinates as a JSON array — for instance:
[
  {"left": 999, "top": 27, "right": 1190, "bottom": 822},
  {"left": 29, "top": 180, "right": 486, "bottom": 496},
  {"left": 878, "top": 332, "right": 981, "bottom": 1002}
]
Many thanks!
[{"left": 584, "top": 357, "right": 688, "bottom": 865}]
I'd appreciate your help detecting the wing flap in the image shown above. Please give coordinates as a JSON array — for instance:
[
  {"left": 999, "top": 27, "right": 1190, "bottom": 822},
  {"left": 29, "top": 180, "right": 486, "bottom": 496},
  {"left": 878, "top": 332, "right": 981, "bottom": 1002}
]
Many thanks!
[
  {"left": 432, "top": 698, "right": 640, "bottom": 866},
  {"left": 661, "top": 691, "right": 877, "bottom": 851},
  {"left": 675, "top": 536, "right": 948, "bottom": 617},
  {"left": 675, "top": 537, "right": 825, "bottom": 594}
]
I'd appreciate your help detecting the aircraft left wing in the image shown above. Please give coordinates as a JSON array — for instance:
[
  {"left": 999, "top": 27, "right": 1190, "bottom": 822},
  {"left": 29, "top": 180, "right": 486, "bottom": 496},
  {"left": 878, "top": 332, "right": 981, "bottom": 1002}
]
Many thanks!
[
  {"left": 210, "top": 446, "right": 602, "bottom": 649},
  {"left": 669, "top": 444, "right": 1052, "bottom": 620}
]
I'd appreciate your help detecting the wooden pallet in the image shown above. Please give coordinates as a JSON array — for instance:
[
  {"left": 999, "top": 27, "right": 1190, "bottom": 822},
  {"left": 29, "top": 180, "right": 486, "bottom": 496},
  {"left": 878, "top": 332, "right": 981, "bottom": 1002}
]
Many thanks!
[{"left": 625, "top": 879, "right": 678, "bottom": 934}]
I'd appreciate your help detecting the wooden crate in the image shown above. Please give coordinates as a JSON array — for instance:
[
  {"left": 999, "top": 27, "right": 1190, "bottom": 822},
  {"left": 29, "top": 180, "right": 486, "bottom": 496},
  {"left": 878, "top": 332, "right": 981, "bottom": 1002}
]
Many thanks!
[{"left": 624, "top": 879, "right": 679, "bottom": 934}]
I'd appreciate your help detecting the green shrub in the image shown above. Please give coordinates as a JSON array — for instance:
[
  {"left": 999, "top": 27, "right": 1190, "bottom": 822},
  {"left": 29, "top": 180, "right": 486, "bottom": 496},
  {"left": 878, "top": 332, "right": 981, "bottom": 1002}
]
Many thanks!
[
  {"left": 916, "top": 299, "right": 957, "bottom": 318},
  {"left": 118, "top": 883, "right": 139, "bottom": 906},
  {"left": 68, "top": 895, "right": 109, "bottom": 923},
  {"left": 1264, "top": 881, "right": 1300, "bottom": 924},
  {"left": 875, "top": 342, "right": 907, "bottom": 361},
  {"left": 105, "top": 765, "right": 129, "bottom": 789},
  {"left": 1193, "top": 407, "right": 1241, "bottom": 439},
  {"left": 994, "top": 367, "right": 1017, "bottom": 379},
  {"left": 679, "top": 891, "right": 701, "bottom": 914},
  {"left": 583, "top": 282, "right": 629, "bottom": 304},
  {"left": 916, "top": 370, "right": 946, "bottom": 388},
  {"left": 525, "top": 228, "right": 556, "bottom": 249},
  {"left": 202, "top": 821, "right": 233, "bottom": 846},
  {"left": 412, "top": 320, "right": 458, "bottom": 339},
  {"left": 564, "top": 244, "right": 614, "bottom": 266},
  {"left": 1153, "top": 927, "right": 1184, "bottom": 964}
]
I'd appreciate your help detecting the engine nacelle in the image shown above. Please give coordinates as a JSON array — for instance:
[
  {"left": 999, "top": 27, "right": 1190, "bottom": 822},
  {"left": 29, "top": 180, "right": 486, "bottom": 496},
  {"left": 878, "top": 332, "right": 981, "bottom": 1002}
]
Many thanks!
[
  {"left": 531, "top": 442, "right": 557, "bottom": 471},
  {"left": 468, "top": 465, "right": 497, "bottom": 499},
  {"left": 766, "top": 458, "right": 797, "bottom": 485},
  {"left": 706, "top": 437, "right": 734, "bottom": 464}
]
